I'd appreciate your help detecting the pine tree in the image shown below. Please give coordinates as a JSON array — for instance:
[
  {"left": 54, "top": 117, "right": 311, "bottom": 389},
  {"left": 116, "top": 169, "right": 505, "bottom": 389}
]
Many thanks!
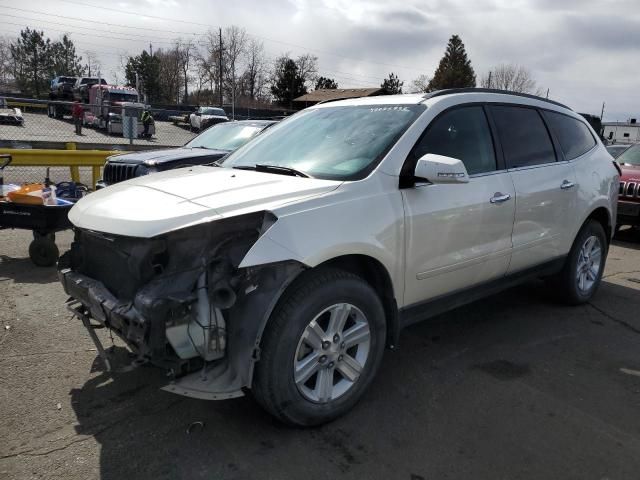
[
  {"left": 426, "top": 35, "right": 476, "bottom": 92},
  {"left": 10, "top": 28, "right": 53, "bottom": 97},
  {"left": 315, "top": 76, "right": 338, "bottom": 90},
  {"left": 51, "top": 35, "right": 84, "bottom": 76},
  {"left": 125, "top": 50, "right": 161, "bottom": 102},
  {"left": 380, "top": 72, "right": 403, "bottom": 94},
  {"left": 270, "top": 57, "right": 306, "bottom": 107}
]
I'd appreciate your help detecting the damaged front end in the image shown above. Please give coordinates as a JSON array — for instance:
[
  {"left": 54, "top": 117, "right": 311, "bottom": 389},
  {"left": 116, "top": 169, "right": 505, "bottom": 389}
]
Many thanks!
[{"left": 58, "top": 211, "right": 304, "bottom": 399}]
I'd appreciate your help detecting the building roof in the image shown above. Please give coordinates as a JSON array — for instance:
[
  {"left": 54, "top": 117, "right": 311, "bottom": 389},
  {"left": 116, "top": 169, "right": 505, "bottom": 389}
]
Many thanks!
[
  {"left": 602, "top": 121, "right": 640, "bottom": 127},
  {"left": 294, "top": 88, "right": 384, "bottom": 103}
]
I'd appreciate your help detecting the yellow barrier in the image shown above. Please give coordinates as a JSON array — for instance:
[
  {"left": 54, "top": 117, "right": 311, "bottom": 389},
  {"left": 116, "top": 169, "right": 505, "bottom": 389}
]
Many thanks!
[
  {"left": 7, "top": 101, "right": 48, "bottom": 109},
  {"left": 0, "top": 144, "right": 117, "bottom": 187}
]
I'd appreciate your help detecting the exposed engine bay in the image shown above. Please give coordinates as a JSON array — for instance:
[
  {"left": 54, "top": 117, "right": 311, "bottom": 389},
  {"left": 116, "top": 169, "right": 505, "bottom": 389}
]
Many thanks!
[{"left": 58, "top": 211, "right": 304, "bottom": 399}]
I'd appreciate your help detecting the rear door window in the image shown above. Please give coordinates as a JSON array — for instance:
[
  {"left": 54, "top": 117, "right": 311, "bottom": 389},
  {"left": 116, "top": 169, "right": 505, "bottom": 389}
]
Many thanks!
[
  {"left": 544, "top": 111, "right": 596, "bottom": 160},
  {"left": 490, "top": 105, "right": 556, "bottom": 168},
  {"left": 411, "top": 106, "right": 497, "bottom": 175}
]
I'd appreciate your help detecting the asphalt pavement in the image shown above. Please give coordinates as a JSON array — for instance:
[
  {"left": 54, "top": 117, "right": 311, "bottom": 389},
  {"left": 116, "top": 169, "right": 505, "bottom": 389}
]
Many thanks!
[{"left": 1, "top": 228, "right": 639, "bottom": 480}]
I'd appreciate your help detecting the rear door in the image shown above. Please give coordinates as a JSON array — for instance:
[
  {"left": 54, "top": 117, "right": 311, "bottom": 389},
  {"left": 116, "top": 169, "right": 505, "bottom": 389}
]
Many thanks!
[{"left": 488, "top": 105, "right": 577, "bottom": 273}]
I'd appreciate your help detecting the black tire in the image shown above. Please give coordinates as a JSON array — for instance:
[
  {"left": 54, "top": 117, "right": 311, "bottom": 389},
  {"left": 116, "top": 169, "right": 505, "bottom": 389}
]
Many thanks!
[
  {"left": 252, "top": 268, "right": 386, "bottom": 426},
  {"left": 550, "top": 219, "right": 608, "bottom": 305},
  {"left": 29, "top": 238, "right": 59, "bottom": 267}
]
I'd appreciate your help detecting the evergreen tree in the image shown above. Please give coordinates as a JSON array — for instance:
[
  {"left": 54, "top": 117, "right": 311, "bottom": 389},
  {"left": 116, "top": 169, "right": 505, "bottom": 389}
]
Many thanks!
[
  {"left": 315, "top": 76, "right": 338, "bottom": 89},
  {"left": 270, "top": 57, "right": 306, "bottom": 107},
  {"left": 10, "top": 28, "right": 53, "bottom": 97},
  {"left": 426, "top": 34, "right": 476, "bottom": 92},
  {"left": 380, "top": 72, "right": 403, "bottom": 95},
  {"left": 51, "top": 34, "right": 84, "bottom": 76},
  {"left": 125, "top": 50, "right": 161, "bottom": 102}
]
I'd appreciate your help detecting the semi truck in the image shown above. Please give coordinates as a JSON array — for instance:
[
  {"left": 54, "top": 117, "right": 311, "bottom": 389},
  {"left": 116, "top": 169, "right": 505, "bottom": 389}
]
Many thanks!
[{"left": 82, "top": 84, "right": 155, "bottom": 137}]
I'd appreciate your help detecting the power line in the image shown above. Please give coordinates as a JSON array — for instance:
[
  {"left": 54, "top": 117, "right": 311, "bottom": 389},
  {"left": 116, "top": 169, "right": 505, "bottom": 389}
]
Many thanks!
[
  {"left": 53, "top": 0, "right": 424, "bottom": 73},
  {"left": 0, "top": 5, "right": 207, "bottom": 37},
  {"left": 0, "top": 20, "right": 173, "bottom": 44},
  {"left": 0, "top": 13, "right": 187, "bottom": 43}
]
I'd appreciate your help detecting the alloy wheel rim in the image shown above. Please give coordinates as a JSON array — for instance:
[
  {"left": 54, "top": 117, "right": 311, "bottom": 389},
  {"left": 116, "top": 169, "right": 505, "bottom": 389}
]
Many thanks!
[
  {"left": 293, "top": 303, "right": 371, "bottom": 403},
  {"left": 576, "top": 235, "right": 602, "bottom": 293}
]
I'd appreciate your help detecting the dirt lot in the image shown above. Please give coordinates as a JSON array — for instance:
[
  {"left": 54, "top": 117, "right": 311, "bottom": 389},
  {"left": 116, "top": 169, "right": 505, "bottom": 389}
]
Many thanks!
[{"left": 1, "top": 228, "right": 640, "bottom": 480}]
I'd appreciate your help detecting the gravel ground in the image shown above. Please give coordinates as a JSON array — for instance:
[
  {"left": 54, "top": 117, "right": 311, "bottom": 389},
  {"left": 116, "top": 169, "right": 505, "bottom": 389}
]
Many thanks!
[
  {"left": 1, "top": 113, "right": 195, "bottom": 147},
  {"left": 1, "top": 228, "right": 640, "bottom": 480}
]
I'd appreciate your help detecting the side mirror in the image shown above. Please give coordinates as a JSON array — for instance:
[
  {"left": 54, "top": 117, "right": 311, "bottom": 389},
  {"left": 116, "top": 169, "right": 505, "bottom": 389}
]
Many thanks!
[{"left": 414, "top": 153, "right": 469, "bottom": 185}]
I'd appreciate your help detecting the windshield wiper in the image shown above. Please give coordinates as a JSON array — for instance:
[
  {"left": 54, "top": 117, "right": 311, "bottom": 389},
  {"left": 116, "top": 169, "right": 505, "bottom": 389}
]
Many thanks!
[{"left": 233, "top": 164, "right": 311, "bottom": 178}]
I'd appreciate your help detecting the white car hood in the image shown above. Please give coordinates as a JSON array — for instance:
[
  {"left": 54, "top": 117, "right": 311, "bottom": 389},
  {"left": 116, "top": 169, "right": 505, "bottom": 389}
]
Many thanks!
[{"left": 70, "top": 166, "right": 341, "bottom": 237}]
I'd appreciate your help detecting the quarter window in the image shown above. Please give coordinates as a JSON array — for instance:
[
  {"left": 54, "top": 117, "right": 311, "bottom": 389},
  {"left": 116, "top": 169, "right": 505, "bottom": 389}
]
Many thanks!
[
  {"left": 411, "top": 106, "right": 497, "bottom": 175},
  {"left": 544, "top": 111, "right": 596, "bottom": 160},
  {"left": 490, "top": 106, "right": 556, "bottom": 168}
]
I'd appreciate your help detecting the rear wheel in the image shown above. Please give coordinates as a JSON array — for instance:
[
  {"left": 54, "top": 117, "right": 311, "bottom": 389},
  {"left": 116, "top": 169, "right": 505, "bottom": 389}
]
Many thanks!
[
  {"left": 29, "top": 236, "right": 59, "bottom": 267},
  {"left": 550, "top": 219, "right": 607, "bottom": 304},
  {"left": 252, "top": 268, "right": 386, "bottom": 426}
]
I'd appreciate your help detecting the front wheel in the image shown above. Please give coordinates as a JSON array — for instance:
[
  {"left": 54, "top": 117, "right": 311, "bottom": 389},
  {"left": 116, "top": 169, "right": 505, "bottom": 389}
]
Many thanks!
[
  {"left": 550, "top": 220, "right": 607, "bottom": 304},
  {"left": 252, "top": 268, "right": 386, "bottom": 426}
]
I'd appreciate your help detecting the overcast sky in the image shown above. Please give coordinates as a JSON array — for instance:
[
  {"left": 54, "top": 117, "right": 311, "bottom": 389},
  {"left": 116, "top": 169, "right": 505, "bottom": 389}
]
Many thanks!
[{"left": 1, "top": 0, "right": 638, "bottom": 120}]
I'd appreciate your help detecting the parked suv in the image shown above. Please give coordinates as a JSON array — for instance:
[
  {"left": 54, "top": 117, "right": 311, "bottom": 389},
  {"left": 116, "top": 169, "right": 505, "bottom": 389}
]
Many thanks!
[
  {"left": 96, "top": 120, "right": 276, "bottom": 188},
  {"left": 615, "top": 143, "right": 640, "bottom": 230},
  {"left": 58, "top": 89, "right": 619, "bottom": 426},
  {"left": 50, "top": 76, "right": 77, "bottom": 100},
  {"left": 189, "top": 106, "right": 228, "bottom": 131}
]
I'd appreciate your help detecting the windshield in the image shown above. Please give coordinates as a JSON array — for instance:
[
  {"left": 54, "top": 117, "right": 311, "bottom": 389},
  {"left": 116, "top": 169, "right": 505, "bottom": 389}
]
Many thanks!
[
  {"left": 220, "top": 104, "right": 424, "bottom": 180},
  {"left": 186, "top": 123, "right": 265, "bottom": 151},
  {"left": 201, "top": 107, "right": 226, "bottom": 116},
  {"left": 107, "top": 93, "right": 138, "bottom": 103},
  {"left": 60, "top": 77, "right": 76, "bottom": 84},
  {"left": 616, "top": 144, "right": 640, "bottom": 166}
]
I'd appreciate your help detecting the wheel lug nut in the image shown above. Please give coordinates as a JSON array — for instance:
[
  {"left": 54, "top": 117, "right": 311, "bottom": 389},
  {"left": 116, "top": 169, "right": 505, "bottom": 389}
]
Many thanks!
[
  {"left": 319, "top": 355, "right": 327, "bottom": 363},
  {"left": 328, "top": 361, "right": 335, "bottom": 368},
  {"left": 333, "top": 334, "right": 340, "bottom": 343},
  {"left": 322, "top": 340, "right": 331, "bottom": 350},
  {"left": 340, "top": 342, "right": 345, "bottom": 349}
]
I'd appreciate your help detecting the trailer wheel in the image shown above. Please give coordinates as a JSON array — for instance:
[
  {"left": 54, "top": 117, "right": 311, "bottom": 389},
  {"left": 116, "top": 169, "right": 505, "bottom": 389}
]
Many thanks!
[{"left": 29, "top": 237, "right": 59, "bottom": 267}]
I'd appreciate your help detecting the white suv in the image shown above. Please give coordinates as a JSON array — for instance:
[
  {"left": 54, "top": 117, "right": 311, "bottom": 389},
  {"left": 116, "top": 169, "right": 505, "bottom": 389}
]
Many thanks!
[{"left": 59, "top": 89, "right": 619, "bottom": 426}]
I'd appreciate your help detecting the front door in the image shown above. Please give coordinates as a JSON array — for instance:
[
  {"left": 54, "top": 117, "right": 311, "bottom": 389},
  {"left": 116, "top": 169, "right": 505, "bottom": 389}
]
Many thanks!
[{"left": 402, "top": 105, "right": 515, "bottom": 306}]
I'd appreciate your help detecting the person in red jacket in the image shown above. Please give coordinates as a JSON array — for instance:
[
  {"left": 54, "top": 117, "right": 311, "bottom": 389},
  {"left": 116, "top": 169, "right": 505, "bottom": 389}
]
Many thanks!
[{"left": 71, "top": 101, "right": 84, "bottom": 135}]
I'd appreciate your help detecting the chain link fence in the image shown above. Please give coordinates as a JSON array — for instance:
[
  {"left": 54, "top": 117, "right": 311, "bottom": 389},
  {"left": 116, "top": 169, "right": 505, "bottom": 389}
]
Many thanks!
[{"left": 0, "top": 96, "right": 293, "bottom": 186}]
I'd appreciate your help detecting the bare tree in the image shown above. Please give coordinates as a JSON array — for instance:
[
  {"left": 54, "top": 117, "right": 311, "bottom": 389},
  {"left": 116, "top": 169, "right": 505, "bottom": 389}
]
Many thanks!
[
  {"left": 175, "top": 39, "right": 194, "bottom": 103},
  {"left": 0, "top": 36, "right": 13, "bottom": 86},
  {"left": 223, "top": 26, "right": 247, "bottom": 114},
  {"left": 156, "top": 48, "right": 181, "bottom": 103},
  {"left": 409, "top": 74, "right": 430, "bottom": 93},
  {"left": 198, "top": 29, "right": 224, "bottom": 104},
  {"left": 84, "top": 50, "right": 101, "bottom": 77},
  {"left": 240, "top": 38, "right": 268, "bottom": 100},
  {"left": 480, "top": 64, "right": 544, "bottom": 95},
  {"left": 295, "top": 53, "right": 318, "bottom": 89}
]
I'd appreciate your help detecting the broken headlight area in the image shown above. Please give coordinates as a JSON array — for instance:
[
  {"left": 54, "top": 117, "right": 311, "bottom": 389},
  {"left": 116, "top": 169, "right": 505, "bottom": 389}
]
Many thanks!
[{"left": 58, "top": 211, "right": 276, "bottom": 376}]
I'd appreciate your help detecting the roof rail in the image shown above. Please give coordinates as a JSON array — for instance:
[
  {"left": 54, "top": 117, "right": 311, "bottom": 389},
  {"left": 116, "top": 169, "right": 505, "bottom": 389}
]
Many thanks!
[{"left": 422, "top": 88, "right": 571, "bottom": 110}]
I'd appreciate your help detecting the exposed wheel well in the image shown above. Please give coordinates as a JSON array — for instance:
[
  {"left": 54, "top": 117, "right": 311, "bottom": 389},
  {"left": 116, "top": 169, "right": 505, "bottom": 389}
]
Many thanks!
[
  {"left": 318, "top": 255, "right": 399, "bottom": 348},
  {"left": 586, "top": 207, "right": 612, "bottom": 244}
]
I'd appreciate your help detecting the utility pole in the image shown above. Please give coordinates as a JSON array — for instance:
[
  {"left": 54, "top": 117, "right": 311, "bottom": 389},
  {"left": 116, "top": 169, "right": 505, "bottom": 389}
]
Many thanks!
[
  {"left": 149, "top": 43, "right": 153, "bottom": 57},
  {"left": 546, "top": 88, "right": 549, "bottom": 99},
  {"left": 487, "top": 71, "right": 492, "bottom": 89},
  {"left": 218, "top": 27, "right": 223, "bottom": 109},
  {"left": 600, "top": 102, "right": 606, "bottom": 120}
]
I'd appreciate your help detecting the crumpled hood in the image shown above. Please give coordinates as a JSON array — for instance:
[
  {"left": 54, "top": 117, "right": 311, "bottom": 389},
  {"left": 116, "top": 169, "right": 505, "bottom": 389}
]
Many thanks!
[
  {"left": 69, "top": 166, "right": 341, "bottom": 237},
  {"left": 108, "top": 147, "right": 228, "bottom": 166}
]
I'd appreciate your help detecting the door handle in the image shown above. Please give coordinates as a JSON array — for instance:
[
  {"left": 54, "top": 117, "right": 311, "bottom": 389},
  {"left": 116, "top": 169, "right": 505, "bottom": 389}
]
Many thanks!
[
  {"left": 560, "top": 180, "right": 575, "bottom": 190},
  {"left": 490, "top": 193, "right": 511, "bottom": 204}
]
